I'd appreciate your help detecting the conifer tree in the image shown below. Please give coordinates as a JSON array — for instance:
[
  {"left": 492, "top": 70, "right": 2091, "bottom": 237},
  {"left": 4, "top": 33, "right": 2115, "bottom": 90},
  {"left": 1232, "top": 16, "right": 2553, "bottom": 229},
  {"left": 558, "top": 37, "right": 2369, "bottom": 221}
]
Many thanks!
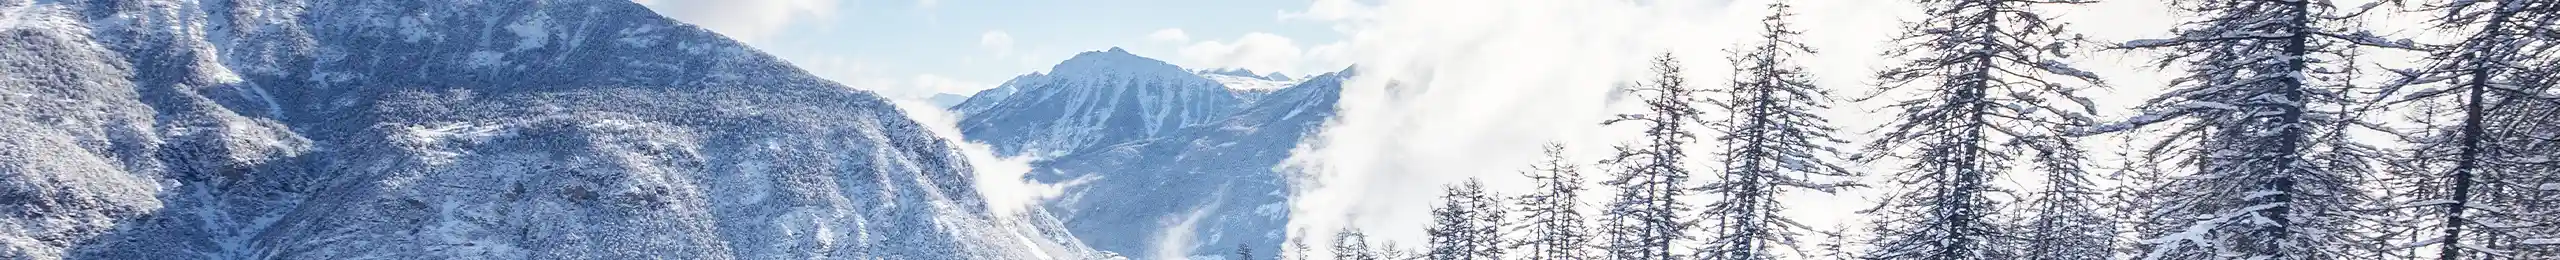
[
  {"left": 1509, "top": 144, "right": 1596, "bottom": 260},
  {"left": 2079, "top": 0, "right": 2407, "bottom": 258},
  {"left": 2106, "top": 139, "right": 2175, "bottom": 259},
  {"left": 1426, "top": 178, "right": 1504, "bottom": 260},
  {"left": 1601, "top": 53, "right": 1704, "bottom": 260},
  {"left": 1855, "top": 0, "right": 2107, "bottom": 258},
  {"left": 1698, "top": 2, "right": 1858, "bottom": 260},
  {"left": 2374, "top": 0, "right": 2560, "bottom": 258},
  {"left": 2015, "top": 137, "right": 2117, "bottom": 260},
  {"left": 1336, "top": 229, "right": 1378, "bottom": 260},
  {"left": 1288, "top": 236, "right": 1315, "bottom": 260}
]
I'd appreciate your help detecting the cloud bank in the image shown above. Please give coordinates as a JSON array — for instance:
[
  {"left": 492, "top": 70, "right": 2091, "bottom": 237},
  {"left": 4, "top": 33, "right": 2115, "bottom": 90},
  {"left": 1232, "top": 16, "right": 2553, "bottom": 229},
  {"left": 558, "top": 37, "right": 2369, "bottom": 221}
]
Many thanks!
[{"left": 1280, "top": 0, "right": 1740, "bottom": 249}]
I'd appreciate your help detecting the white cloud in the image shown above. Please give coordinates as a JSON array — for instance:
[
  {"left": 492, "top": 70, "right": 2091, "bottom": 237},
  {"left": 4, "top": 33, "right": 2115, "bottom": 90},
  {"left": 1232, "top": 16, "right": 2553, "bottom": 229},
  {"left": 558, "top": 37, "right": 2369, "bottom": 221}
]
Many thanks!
[
  {"left": 1174, "top": 32, "right": 1321, "bottom": 76},
  {"left": 1148, "top": 28, "right": 1192, "bottom": 44},
  {"left": 632, "top": 0, "right": 840, "bottom": 43},
  {"left": 1279, "top": 0, "right": 1720, "bottom": 250},
  {"left": 1152, "top": 204, "right": 1218, "bottom": 260},
  {"left": 1139, "top": 29, "right": 1350, "bottom": 76},
  {"left": 889, "top": 100, "right": 1071, "bottom": 218},
  {"left": 1302, "top": 41, "right": 1349, "bottom": 70},
  {"left": 981, "top": 30, "right": 1016, "bottom": 57}
]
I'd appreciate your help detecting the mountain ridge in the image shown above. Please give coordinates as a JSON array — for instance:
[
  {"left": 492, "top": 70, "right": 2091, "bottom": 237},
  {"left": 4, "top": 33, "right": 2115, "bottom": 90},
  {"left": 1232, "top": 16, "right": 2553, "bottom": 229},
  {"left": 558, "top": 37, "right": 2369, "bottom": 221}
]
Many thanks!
[{"left": 954, "top": 48, "right": 1248, "bottom": 158}]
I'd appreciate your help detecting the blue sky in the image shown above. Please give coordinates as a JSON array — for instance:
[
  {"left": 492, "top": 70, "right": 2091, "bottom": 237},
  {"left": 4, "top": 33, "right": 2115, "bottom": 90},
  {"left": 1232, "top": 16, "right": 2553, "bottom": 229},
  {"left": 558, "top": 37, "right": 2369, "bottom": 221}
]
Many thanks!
[{"left": 637, "top": 0, "right": 1351, "bottom": 100}]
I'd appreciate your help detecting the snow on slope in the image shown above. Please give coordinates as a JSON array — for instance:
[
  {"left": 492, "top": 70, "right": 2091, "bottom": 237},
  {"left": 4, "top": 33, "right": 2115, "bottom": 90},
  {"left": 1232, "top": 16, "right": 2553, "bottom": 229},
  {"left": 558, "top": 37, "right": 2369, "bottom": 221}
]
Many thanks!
[
  {"left": 0, "top": 0, "right": 1090, "bottom": 259},
  {"left": 948, "top": 47, "right": 1351, "bottom": 257},
  {"left": 1021, "top": 69, "right": 1350, "bottom": 258}
]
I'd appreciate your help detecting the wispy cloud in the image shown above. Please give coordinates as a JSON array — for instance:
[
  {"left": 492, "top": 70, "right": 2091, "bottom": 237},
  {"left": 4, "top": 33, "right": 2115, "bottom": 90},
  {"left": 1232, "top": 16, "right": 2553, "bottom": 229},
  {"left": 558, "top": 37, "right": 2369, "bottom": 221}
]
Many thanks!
[
  {"left": 631, "top": 0, "right": 842, "bottom": 43},
  {"left": 1148, "top": 28, "right": 1192, "bottom": 44},
  {"left": 892, "top": 100, "right": 1069, "bottom": 218},
  {"left": 1152, "top": 201, "right": 1222, "bottom": 259},
  {"left": 1280, "top": 0, "right": 1736, "bottom": 248},
  {"left": 981, "top": 30, "right": 1017, "bottom": 57},
  {"left": 1175, "top": 32, "right": 1319, "bottom": 75},
  {"left": 911, "top": 74, "right": 994, "bottom": 97}
]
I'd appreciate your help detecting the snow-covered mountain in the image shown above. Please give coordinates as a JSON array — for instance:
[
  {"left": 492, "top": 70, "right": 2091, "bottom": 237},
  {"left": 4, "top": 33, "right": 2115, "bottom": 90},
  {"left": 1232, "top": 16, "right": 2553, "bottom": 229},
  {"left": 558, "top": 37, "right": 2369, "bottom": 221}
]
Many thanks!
[
  {"left": 953, "top": 48, "right": 1247, "bottom": 158},
  {"left": 1029, "top": 71, "right": 1345, "bottom": 258},
  {"left": 953, "top": 72, "right": 1050, "bottom": 116},
  {"left": 0, "top": 0, "right": 1089, "bottom": 259},
  {"left": 951, "top": 47, "right": 1349, "bottom": 257}
]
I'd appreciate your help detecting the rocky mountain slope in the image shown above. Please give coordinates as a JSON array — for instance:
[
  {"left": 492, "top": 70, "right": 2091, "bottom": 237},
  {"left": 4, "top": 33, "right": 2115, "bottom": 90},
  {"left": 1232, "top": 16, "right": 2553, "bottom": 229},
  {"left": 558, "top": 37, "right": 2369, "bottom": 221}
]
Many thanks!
[{"left": 0, "top": 0, "right": 1088, "bottom": 259}]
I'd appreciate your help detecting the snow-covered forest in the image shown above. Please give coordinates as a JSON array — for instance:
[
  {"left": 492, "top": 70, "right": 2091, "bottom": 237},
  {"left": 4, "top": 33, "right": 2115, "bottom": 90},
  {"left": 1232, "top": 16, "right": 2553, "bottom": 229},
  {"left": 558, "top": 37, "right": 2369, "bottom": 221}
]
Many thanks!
[{"left": 1273, "top": 0, "right": 2560, "bottom": 259}]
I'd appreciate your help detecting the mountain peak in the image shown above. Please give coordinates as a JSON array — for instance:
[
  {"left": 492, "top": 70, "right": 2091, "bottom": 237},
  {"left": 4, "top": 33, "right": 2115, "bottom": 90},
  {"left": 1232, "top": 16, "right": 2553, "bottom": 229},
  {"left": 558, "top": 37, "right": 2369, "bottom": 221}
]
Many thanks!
[{"left": 1053, "top": 47, "right": 1185, "bottom": 76}]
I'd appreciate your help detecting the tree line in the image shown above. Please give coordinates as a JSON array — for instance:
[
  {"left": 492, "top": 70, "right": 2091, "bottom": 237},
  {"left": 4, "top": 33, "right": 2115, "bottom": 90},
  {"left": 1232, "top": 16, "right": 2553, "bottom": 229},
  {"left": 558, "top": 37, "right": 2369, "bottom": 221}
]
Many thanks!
[{"left": 1249, "top": 0, "right": 2559, "bottom": 259}]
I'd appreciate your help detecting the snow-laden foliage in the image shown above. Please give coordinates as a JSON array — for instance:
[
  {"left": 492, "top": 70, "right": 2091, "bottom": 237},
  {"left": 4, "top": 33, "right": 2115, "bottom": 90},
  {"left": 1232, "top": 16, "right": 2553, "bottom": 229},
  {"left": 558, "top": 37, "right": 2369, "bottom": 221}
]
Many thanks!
[
  {"left": 1425, "top": 178, "right": 1505, "bottom": 260},
  {"left": 1600, "top": 54, "right": 1705, "bottom": 260},
  {"left": 2014, "top": 137, "right": 2118, "bottom": 260},
  {"left": 1696, "top": 3, "right": 1859, "bottom": 260},
  {"left": 2084, "top": 0, "right": 2400, "bottom": 258},
  {"left": 1507, "top": 144, "right": 1597, "bottom": 260},
  {"left": 1853, "top": 0, "right": 2108, "bottom": 258},
  {"left": 2371, "top": 1, "right": 2560, "bottom": 258},
  {"left": 2104, "top": 141, "right": 2178, "bottom": 259},
  {"left": 2479, "top": 98, "right": 2560, "bottom": 258}
]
